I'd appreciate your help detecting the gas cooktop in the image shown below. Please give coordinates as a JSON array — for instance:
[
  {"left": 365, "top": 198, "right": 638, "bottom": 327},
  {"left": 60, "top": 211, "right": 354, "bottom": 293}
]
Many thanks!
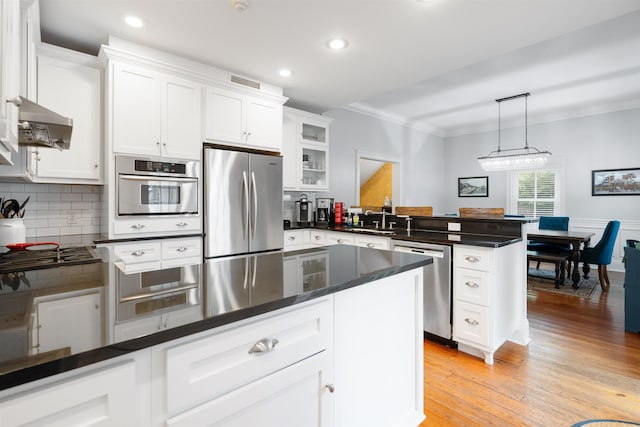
[{"left": 0, "top": 246, "right": 101, "bottom": 275}]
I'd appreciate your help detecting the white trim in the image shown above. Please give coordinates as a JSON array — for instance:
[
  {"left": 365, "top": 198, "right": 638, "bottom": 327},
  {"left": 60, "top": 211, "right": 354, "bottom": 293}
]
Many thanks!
[
  {"left": 507, "top": 158, "right": 566, "bottom": 216},
  {"left": 343, "top": 103, "right": 445, "bottom": 138}
]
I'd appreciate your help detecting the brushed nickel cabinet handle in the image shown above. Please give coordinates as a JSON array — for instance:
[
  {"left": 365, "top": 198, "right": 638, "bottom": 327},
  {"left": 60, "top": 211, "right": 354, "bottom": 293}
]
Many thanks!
[
  {"left": 131, "top": 250, "right": 145, "bottom": 257},
  {"left": 465, "top": 318, "right": 479, "bottom": 326},
  {"left": 465, "top": 256, "right": 480, "bottom": 263},
  {"left": 325, "top": 384, "right": 335, "bottom": 393},
  {"left": 465, "top": 281, "right": 479, "bottom": 288},
  {"left": 248, "top": 337, "right": 279, "bottom": 355}
]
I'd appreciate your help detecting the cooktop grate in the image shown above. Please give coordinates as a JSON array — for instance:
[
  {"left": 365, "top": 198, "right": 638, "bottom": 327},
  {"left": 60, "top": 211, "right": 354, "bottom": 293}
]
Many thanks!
[{"left": 0, "top": 246, "right": 101, "bottom": 274}]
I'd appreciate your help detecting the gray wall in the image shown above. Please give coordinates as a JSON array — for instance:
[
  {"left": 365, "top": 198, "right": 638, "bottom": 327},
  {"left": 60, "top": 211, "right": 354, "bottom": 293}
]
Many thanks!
[
  {"left": 324, "top": 108, "right": 446, "bottom": 210},
  {"left": 442, "top": 107, "right": 640, "bottom": 221}
]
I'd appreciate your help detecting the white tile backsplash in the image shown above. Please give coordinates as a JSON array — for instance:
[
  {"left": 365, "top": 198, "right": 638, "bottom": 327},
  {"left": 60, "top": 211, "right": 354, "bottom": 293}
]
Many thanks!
[{"left": 0, "top": 183, "right": 103, "bottom": 238}]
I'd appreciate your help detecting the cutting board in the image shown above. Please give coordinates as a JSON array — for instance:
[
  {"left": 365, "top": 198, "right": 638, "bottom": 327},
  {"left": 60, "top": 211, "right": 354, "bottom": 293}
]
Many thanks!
[{"left": 395, "top": 206, "right": 433, "bottom": 216}]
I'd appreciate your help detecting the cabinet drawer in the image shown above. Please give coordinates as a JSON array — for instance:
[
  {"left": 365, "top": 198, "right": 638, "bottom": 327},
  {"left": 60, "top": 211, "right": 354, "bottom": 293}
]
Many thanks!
[
  {"left": 113, "top": 217, "right": 201, "bottom": 236},
  {"left": 326, "top": 232, "right": 354, "bottom": 246},
  {"left": 355, "top": 235, "right": 390, "bottom": 250},
  {"left": 162, "top": 238, "right": 202, "bottom": 262},
  {"left": 455, "top": 269, "right": 490, "bottom": 306},
  {"left": 309, "top": 230, "right": 327, "bottom": 246},
  {"left": 454, "top": 301, "right": 489, "bottom": 346},
  {"left": 164, "top": 298, "right": 332, "bottom": 415},
  {"left": 284, "top": 230, "right": 305, "bottom": 250},
  {"left": 114, "top": 241, "right": 161, "bottom": 265},
  {"left": 455, "top": 246, "right": 492, "bottom": 271}
]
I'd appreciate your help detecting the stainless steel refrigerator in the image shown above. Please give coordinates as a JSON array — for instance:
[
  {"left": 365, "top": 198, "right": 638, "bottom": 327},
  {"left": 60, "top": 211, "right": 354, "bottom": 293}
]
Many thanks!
[{"left": 203, "top": 146, "right": 283, "bottom": 259}]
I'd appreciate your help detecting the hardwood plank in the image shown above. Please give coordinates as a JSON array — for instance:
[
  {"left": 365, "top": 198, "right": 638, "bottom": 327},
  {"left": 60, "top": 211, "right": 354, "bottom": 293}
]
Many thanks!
[{"left": 420, "top": 271, "right": 640, "bottom": 426}]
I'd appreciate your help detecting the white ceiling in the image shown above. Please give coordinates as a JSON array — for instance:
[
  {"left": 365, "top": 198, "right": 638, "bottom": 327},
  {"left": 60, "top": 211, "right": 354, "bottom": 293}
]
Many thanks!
[{"left": 38, "top": 0, "right": 640, "bottom": 137}]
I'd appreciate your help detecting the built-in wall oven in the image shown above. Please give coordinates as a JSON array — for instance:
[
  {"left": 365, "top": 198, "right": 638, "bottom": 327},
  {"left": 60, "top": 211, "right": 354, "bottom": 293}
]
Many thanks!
[
  {"left": 115, "top": 155, "right": 199, "bottom": 217},
  {"left": 391, "top": 239, "right": 455, "bottom": 347},
  {"left": 116, "top": 264, "right": 201, "bottom": 322}
]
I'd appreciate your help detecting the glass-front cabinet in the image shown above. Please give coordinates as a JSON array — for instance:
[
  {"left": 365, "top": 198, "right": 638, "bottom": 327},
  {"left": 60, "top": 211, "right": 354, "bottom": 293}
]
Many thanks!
[{"left": 283, "top": 107, "right": 332, "bottom": 191}]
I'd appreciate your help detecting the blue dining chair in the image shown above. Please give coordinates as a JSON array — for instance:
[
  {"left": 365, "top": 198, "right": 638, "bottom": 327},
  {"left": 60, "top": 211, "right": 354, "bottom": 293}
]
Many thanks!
[
  {"left": 528, "top": 216, "right": 571, "bottom": 269},
  {"left": 581, "top": 220, "right": 620, "bottom": 291}
]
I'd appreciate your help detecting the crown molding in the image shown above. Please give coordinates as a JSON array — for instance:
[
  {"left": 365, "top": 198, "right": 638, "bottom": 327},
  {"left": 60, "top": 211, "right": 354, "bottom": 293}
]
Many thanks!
[{"left": 342, "top": 103, "right": 446, "bottom": 138}]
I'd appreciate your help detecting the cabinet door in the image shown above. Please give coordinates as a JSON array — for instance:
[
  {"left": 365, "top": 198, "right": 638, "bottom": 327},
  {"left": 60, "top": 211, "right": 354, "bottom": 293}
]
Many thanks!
[
  {"left": 0, "top": 361, "right": 138, "bottom": 427},
  {"left": 34, "top": 291, "right": 102, "bottom": 354},
  {"left": 112, "top": 62, "right": 162, "bottom": 156},
  {"left": 33, "top": 49, "right": 103, "bottom": 182},
  {"left": 166, "top": 351, "right": 333, "bottom": 427},
  {"left": 163, "top": 77, "right": 201, "bottom": 160},
  {"left": 246, "top": 96, "right": 282, "bottom": 151},
  {"left": 203, "top": 87, "right": 244, "bottom": 144},
  {"left": 0, "top": 0, "right": 21, "bottom": 165}
]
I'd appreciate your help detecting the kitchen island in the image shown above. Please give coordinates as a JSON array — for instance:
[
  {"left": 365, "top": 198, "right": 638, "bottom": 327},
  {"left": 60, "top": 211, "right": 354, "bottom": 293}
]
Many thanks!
[{"left": 0, "top": 245, "right": 430, "bottom": 427}]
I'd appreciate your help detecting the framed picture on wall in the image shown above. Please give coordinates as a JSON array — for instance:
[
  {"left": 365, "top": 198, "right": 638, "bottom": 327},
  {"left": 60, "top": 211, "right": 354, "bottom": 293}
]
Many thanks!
[
  {"left": 592, "top": 167, "right": 640, "bottom": 196},
  {"left": 458, "top": 176, "right": 489, "bottom": 197}
]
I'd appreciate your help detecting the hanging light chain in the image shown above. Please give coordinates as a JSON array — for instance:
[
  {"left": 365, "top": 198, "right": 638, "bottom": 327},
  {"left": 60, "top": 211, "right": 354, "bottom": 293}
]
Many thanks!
[{"left": 524, "top": 93, "right": 529, "bottom": 149}]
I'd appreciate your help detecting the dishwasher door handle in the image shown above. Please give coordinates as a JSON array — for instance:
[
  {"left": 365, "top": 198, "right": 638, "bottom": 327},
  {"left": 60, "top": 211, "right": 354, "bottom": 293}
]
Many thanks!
[{"left": 393, "top": 246, "right": 445, "bottom": 258}]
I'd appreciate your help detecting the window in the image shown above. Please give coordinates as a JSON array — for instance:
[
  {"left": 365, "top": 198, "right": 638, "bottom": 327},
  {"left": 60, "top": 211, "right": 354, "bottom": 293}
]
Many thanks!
[{"left": 508, "top": 164, "right": 565, "bottom": 217}]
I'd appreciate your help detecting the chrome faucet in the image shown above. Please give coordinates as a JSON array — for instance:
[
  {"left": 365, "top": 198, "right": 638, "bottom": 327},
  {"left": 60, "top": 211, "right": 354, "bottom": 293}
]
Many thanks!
[{"left": 365, "top": 210, "right": 387, "bottom": 229}]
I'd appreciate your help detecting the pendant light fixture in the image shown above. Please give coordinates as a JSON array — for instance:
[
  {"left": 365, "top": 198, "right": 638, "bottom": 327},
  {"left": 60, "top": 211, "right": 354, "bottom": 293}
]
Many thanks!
[{"left": 478, "top": 92, "right": 551, "bottom": 171}]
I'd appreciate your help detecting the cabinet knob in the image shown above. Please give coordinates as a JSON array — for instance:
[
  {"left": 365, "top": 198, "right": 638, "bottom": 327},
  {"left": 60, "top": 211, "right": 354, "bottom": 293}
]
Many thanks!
[
  {"left": 325, "top": 384, "right": 335, "bottom": 393},
  {"left": 367, "top": 243, "right": 375, "bottom": 248},
  {"left": 337, "top": 239, "right": 344, "bottom": 244},
  {"left": 315, "top": 235, "right": 321, "bottom": 240},
  {"left": 248, "top": 337, "right": 279, "bottom": 355},
  {"left": 94, "top": 164, "right": 99, "bottom": 169},
  {"left": 6, "top": 96, "right": 22, "bottom": 107}
]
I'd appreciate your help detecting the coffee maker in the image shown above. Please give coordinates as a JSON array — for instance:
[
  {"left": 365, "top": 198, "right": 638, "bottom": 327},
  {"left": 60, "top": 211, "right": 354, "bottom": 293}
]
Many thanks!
[
  {"left": 316, "top": 198, "right": 334, "bottom": 225},
  {"left": 295, "top": 194, "right": 314, "bottom": 225}
]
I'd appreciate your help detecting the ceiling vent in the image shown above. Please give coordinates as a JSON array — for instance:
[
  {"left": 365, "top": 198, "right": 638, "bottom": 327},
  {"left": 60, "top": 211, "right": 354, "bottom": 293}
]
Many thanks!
[{"left": 230, "top": 75, "right": 261, "bottom": 90}]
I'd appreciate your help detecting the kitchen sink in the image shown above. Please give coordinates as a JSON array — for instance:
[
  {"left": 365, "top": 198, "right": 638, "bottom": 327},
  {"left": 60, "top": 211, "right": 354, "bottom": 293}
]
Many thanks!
[{"left": 347, "top": 228, "right": 396, "bottom": 235}]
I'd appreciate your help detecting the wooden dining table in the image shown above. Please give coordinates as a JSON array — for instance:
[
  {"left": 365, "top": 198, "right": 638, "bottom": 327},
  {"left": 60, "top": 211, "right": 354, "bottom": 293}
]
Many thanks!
[{"left": 527, "top": 229, "right": 595, "bottom": 287}]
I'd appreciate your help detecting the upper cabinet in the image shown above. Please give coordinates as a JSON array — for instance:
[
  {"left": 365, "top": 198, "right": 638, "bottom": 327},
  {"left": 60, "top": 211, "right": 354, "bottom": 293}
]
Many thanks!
[
  {"left": 110, "top": 61, "right": 201, "bottom": 160},
  {"left": 283, "top": 107, "right": 332, "bottom": 192},
  {"left": 26, "top": 43, "right": 103, "bottom": 183},
  {"left": 0, "top": 0, "right": 21, "bottom": 165},
  {"left": 203, "top": 86, "right": 283, "bottom": 152}
]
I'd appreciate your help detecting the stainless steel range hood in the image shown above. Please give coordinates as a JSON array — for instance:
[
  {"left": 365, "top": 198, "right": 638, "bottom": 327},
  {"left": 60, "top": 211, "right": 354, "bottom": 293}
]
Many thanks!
[{"left": 17, "top": 96, "right": 73, "bottom": 150}]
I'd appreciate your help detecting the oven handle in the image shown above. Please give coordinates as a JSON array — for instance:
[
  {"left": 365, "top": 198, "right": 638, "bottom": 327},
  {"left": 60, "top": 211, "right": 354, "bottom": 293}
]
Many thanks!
[
  {"left": 242, "top": 171, "right": 249, "bottom": 240},
  {"left": 118, "top": 174, "right": 198, "bottom": 184},
  {"left": 251, "top": 171, "right": 257, "bottom": 240},
  {"left": 118, "top": 283, "right": 198, "bottom": 302}
]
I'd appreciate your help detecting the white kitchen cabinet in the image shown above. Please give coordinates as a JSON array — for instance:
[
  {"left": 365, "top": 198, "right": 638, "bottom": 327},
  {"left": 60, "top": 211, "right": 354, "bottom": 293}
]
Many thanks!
[
  {"left": 453, "top": 243, "right": 525, "bottom": 365},
  {"left": 110, "top": 236, "right": 201, "bottom": 273},
  {"left": 114, "top": 306, "right": 203, "bottom": 342},
  {"left": 283, "top": 107, "right": 332, "bottom": 191},
  {"left": 151, "top": 298, "right": 333, "bottom": 425},
  {"left": 166, "top": 351, "right": 332, "bottom": 427},
  {"left": 310, "top": 229, "right": 328, "bottom": 246},
  {"left": 31, "top": 290, "right": 102, "bottom": 355},
  {"left": 110, "top": 61, "right": 201, "bottom": 160},
  {"left": 204, "top": 86, "right": 283, "bottom": 152},
  {"left": 334, "top": 268, "right": 425, "bottom": 427},
  {"left": 283, "top": 248, "right": 330, "bottom": 296},
  {"left": 0, "top": 355, "right": 149, "bottom": 427},
  {"left": 324, "top": 230, "right": 355, "bottom": 246},
  {"left": 353, "top": 234, "right": 390, "bottom": 250},
  {"left": 112, "top": 216, "right": 201, "bottom": 239},
  {"left": 284, "top": 229, "right": 307, "bottom": 251},
  {"left": 26, "top": 44, "right": 103, "bottom": 183},
  {"left": 0, "top": 0, "right": 21, "bottom": 165}
]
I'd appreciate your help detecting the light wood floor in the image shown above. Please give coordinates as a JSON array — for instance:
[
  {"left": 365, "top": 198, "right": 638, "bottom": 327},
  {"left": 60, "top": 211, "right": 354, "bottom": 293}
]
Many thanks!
[{"left": 420, "top": 270, "right": 640, "bottom": 426}]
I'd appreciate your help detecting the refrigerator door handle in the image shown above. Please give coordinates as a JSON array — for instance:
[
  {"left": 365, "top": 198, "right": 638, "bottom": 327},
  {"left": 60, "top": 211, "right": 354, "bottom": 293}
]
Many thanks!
[
  {"left": 243, "top": 257, "right": 249, "bottom": 289},
  {"left": 251, "top": 171, "right": 258, "bottom": 240},
  {"left": 242, "top": 171, "right": 249, "bottom": 240}
]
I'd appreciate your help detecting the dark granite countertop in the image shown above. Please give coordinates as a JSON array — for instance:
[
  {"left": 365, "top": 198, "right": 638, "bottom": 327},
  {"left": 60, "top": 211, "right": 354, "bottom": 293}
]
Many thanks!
[
  {"left": 287, "top": 225, "right": 521, "bottom": 248},
  {"left": 0, "top": 245, "right": 430, "bottom": 391}
]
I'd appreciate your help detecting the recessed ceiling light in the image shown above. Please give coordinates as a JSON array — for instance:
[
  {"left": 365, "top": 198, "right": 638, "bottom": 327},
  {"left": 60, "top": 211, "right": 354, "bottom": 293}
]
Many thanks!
[
  {"left": 125, "top": 16, "right": 143, "bottom": 28},
  {"left": 327, "top": 38, "right": 348, "bottom": 50},
  {"left": 279, "top": 69, "right": 293, "bottom": 78}
]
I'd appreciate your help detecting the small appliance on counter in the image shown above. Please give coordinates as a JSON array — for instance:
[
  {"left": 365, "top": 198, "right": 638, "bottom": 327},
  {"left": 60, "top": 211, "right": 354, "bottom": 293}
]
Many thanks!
[
  {"left": 295, "top": 194, "right": 313, "bottom": 225},
  {"left": 316, "top": 198, "right": 334, "bottom": 225}
]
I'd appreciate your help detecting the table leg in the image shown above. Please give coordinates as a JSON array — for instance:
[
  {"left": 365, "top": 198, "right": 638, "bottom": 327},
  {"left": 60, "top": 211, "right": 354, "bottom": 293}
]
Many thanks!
[{"left": 571, "top": 244, "right": 581, "bottom": 288}]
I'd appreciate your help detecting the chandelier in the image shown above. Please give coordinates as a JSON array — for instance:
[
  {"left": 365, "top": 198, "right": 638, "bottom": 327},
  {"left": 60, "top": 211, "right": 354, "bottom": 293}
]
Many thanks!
[{"left": 478, "top": 92, "right": 551, "bottom": 171}]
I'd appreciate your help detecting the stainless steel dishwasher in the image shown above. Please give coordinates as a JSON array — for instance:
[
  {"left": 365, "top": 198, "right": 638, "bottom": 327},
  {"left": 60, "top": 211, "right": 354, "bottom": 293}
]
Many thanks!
[{"left": 391, "top": 240, "right": 455, "bottom": 346}]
